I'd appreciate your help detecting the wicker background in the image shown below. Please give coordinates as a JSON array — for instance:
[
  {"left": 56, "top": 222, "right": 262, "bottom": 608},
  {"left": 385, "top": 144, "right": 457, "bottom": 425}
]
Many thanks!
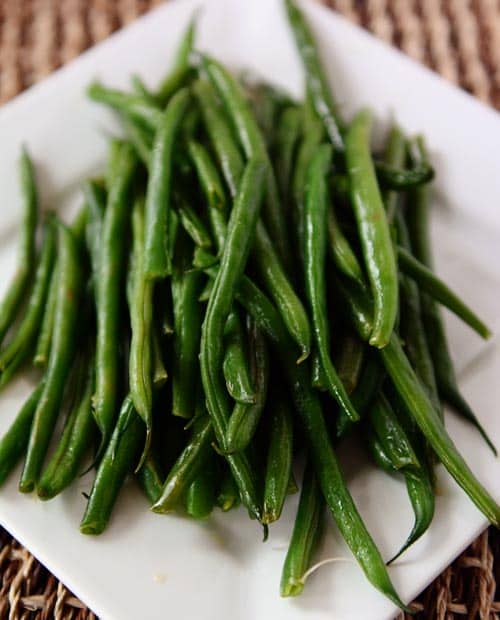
[{"left": 0, "top": 1, "right": 499, "bottom": 618}]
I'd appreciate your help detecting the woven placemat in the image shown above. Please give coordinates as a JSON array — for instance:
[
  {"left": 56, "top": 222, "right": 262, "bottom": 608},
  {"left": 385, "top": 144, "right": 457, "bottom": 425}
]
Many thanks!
[{"left": 0, "top": 1, "right": 499, "bottom": 619}]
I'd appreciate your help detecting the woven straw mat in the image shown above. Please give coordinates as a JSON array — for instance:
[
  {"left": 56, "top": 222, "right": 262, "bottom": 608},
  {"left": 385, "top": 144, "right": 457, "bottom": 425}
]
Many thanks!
[{"left": 0, "top": 1, "right": 499, "bottom": 619}]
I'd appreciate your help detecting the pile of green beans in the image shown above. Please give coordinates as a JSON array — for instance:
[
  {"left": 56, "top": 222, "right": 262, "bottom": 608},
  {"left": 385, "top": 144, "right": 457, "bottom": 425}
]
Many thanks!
[{"left": 0, "top": 0, "right": 497, "bottom": 608}]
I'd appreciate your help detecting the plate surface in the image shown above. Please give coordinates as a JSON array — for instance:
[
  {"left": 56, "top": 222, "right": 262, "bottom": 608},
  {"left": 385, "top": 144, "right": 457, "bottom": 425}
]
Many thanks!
[{"left": 0, "top": 1, "right": 499, "bottom": 619}]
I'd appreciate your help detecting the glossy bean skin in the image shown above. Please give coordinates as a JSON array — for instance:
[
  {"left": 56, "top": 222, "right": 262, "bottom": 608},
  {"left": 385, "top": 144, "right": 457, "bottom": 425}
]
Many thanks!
[
  {"left": 280, "top": 461, "right": 325, "bottom": 597},
  {"left": 178, "top": 202, "right": 213, "bottom": 249},
  {"left": 186, "top": 454, "right": 218, "bottom": 519},
  {"left": 0, "top": 147, "right": 38, "bottom": 346},
  {"left": 80, "top": 395, "right": 145, "bottom": 535},
  {"left": 345, "top": 110, "right": 398, "bottom": 348},
  {"left": 93, "top": 142, "right": 137, "bottom": 451},
  {"left": 187, "top": 140, "right": 226, "bottom": 212},
  {"left": 20, "top": 223, "right": 84, "bottom": 492},
  {"left": 144, "top": 88, "right": 190, "bottom": 279},
  {"left": 275, "top": 106, "right": 302, "bottom": 202},
  {"left": 33, "top": 264, "right": 58, "bottom": 369},
  {"left": 38, "top": 350, "right": 97, "bottom": 500},
  {"left": 222, "top": 310, "right": 255, "bottom": 405},
  {"left": 200, "top": 158, "right": 267, "bottom": 521},
  {"left": 336, "top": 332, "right": 365, "bottom": 395},
  {"left": 0, "top": 383, "right": 44, "bottom": 486},
  {"left": 262, "top": 392, "right": 294, "bottom": 524},
  {"left": 137, "top": 454, "right": 164, "bottom": 504},
  {"left": 303, "top": 144, "right": 358, "bottom": 421}
]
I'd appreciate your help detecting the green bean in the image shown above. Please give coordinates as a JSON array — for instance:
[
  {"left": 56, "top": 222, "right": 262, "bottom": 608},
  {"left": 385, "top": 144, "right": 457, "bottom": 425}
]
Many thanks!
[
  {"left": 192, "top": 79, "right": 245, "bottom": 200},
  {"left": 80, "top": 395, "right": 144, "bottom": 534},
  {"left": 304, "top": 144, "right": 359, "bottom": 421},
  {"left": 395, "top": 210, "right": 441, "bottom": 418},
  {"left": 94, "top": 142, "right": 137, "bottom": 449},
  {"left": 0, "top": 217, "right": 56, "bottom": 376},
  {"left": 87, "top": 82, "right": 162, "bottom": 131},
  {"left": 262, "top": 393, "right": 294, "bottom": 524},
  {"left": 311, "top": 352, "right": 327, "bottom": 391},
  {"left": 129, "top": 197, "right": 153, "bottom": 462},
  {"left": 275, "top": 106, "right": 302, "bottom": 201},
  {"left": 198, "top": 278, "right": 214, "bottom": 303},
  {"left": 380, "top": 333, "right": 500, "bottom": 527},
  {"left": 152, "top": 413, "right": 214, "bottom": 513},
  {"left": 38, "top": 350, "right": 96, "bottom": 500},
  {"left": 406, "top": 137, "right": 496, "bottom": 453},
  {"left": 375, "top": 160, "right": 434, "bottom": 190},
  {"left": 248, "top": 83, "right": 288, "bottom": 147},
  {"left": 20, "top": 222, "right": 84, "bottom": 492},
  {"left": 144, "top": 87, "right": 190, "bottom": 279},
  {"left": 366, "top": 432, "right": 396, "bottom": 473},
  {"left": 217, "top": 467, "right": 240, "bottom": 511},
  {"left": 0, "top": 383, "right": 44, "bottom": 486},
  {"left": 0, "top": 147, "right": 38, "bottom": 346},
  {"left": 284, "top": 0, "right": 344, "bottom": 150},
  {"left": 225, "top": 319, "right": 269, "bottom": 453},
  {"left": 123, "top": 115, "right": 153, "bottom": 168},
  {"left": 33, "top": 264, "right": 58, "bottom": 369},
  {"left": 336, "top": 332, "right": 365, "bottom": 395},
  {"left": 368, "top": 393, "right": 420, "bottom": 471},
  {"left": 130, "top": 74, "right": 156, "bottom": 106},
  {"left": 253, "top": 220, "right": 311, "bottom": 362},
  {"left": 137, "top": 454, "right": 164, "bottom": 504},
  {"left": 171, "top": 267, "right": 204, "bottom": 419},
  {"left": 280, "top": 461, "right": 325, "bottom": 597},
  {"left": 222, "top": 310, "right": 255, "bottom": 405},
  {"left": 178, "top": 202, "right": 213, "bottom": 249},
  {"left": 152, "top": 326, "right": 167, "bottom": 389},
  {"left": 345, "top": 109, "right": 398, "bottom": 348},
  {"left": 201, "top": 55, "right": 292, "bottom": 273},
  {"left": 227, "top": 265, "right": 408, "bottom": 609},
  {"left": 156, "top": 16, "right": 196, "bottom": 103},
  {"left": 187, "top": 140, "right": 226, "bottom": 211},
  {"left": 200, "top": 158, "right": 266, "bottom": 521},
  {"left": 327, "top": 204, "right": 364, "bottom": 286},
  {"left": 398, "top": 247, "right": 491, "bottom": 339},
  {"left": 381, "top": 126, "right": 406, "bottom": 223},
  {"left": 83, "top": 179, "right": 106, "bottom": 287},
  {"left": 186, "top": 454, "right": 217, "bottom": 519}
]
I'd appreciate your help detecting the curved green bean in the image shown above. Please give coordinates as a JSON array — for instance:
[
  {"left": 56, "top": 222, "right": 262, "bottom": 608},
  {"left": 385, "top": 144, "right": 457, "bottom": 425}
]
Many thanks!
[{"left": 222, "top": 310, "right": 255, "bottom": 405}]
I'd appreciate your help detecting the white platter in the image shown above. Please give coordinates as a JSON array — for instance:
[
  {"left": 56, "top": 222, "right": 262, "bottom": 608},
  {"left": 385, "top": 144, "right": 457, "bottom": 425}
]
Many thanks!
[{"left": 0, "top": 1, "right": 499, "bottom": 619}]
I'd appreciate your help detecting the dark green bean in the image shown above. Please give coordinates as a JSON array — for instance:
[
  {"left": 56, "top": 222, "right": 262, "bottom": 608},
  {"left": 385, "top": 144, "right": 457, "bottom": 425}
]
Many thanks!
[
  {"left": 80, "top": 395, "right": 144, "bottom": 534},
  {"left": 262, "top": 392, "right": 294, "bottom": 524},
  {"left": 38, "top": 350, "right": 96, "bottom": 500},
  {"left": 284, "top": 0, "right": 344, "bottom": 150},
  {"left": 187, "top": 140, "right": 226, "bottom": 211},
  {"left": 186, "top": 454, "right": 217, "bottom": 519},
  {"left": 0, "top": 383, "right": 43, "bottom": 486},
  {"left": 200, "top": 158, "right": 266, "bottom": 521},
  {"left": 225, "top": 319, "right": 269, "bottom": 453},
  {"left": 335, "top": 332, "right": 365, "bottom": 395},
  {"left": 381, "top": 126, "right": 406, "bottom": 223},
  {"left": 0, "top": 147, "right": 38, "bottom": 346},
  {"left": 398, "top": 246, "right": 491, "bottom": 339},
  {"left": 280, "top": 461, "right": 325, "bottom": 597},
  {"left": 152, "top": 414, "right": 214, "bottom": 513},
  {"left": 144, "top": 87, "right": 190, "bottom": 279},
  {"left": 123, "top": 115, "right": 153, "bottom": 168},
  {"left": 0, "top": 217, "right": 56, "bottom": 377},
  {"left": 33, "top": 265, "right": 58, "bottom": 369},
  {"left": 178, "top": 202, "right": 213, "bottom": 249},
  {"left": 152, "top": 326, "right": 167, "bottom": 389},
  {"left": 327, "top": 203, "right": 364, "bottom": 286},
  {"left": 222, "top": 310, "right": 255, "bottom": 405},
  {"left": 94, "top": 142, "right": 137, "bottom": 449},
  {"left": 345, "top": 109, "right": 398, "bottom": 348},
  {"left": 275, "top": 106, "right": 302, "bottom": 201},
  {"left": 156, "top": 16, "right": 196, "bottom": 103},
  {"left": 375, "top": 160, "right": 434, "bottom": 190},
  {"left": 137, "top": 454, "right": 164, "bottom": 504},
  {"left": 87, "top": 82, "right": 162, "bottom": 131},
  {"left": 304, "top": 144, "right": 359, "bottom": 421},
  {"left": 171, "top": 267, "right": 204, "bottom": 419},
  {"left": 201, "top": 55, "right": 292, "bottom": 273},
  {"left": 83, "top": 179, "right": 106, "bottom": 288},
  {"left": 20, "top": 222, "right": 84, "bottom": 492}
]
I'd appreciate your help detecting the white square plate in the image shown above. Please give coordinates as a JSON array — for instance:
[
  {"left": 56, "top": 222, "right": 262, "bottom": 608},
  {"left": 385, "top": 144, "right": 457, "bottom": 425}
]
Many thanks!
[{"left": 0, "top": 1, "right": 499, "bottom": 619}]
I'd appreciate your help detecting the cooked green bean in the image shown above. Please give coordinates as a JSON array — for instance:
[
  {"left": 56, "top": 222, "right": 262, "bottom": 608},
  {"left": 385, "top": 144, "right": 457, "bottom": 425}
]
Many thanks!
[
  {"left": 345, "top": 109, "right": 398, "bottom": 348},
  {"left": 225, "top": 319, "right": 269, "bottom": 453},
  {"left": 144, "top": 87, "right": 190, "bottom": 279},
  {"left": 94, "top": 142, "right": 137, "bottom": 450},
  {"left": 137, "top": 454, "right": 164, "bottom": 504},
  {"left": 33, "top": 264, "right": 58, "bottom": 369},
  {"left": 0, "top": 217, "right": 56, "bottom": 377},
  {"left": 262, "top": 392, "right": 294, "bottom": 524},
  {"left": 222, "top": 310, "right": 255, "bottom": 405},
  {"left": 381, "top": 126, "right": 406, "bottom": 225},
  {"left": 178, "top": 202, "right": 213, "bottom": 249},
  {"left": 336, "top": 332, "right": 365, "bottom": 395},
  {"left": 130, "top": 74, "right": 156, "bottom": 106},
  {"left": 156, "top": 16, "right": 196, "bottom": 103},
  {"left": 217, "top": 467, "right": 241, "bottom": 511},
  {"left": 275, "top": 106, "right": 301, "bottom": 201},
  {"left": 80, "top": 395, "right": 144, "bottom": 534},
  {"left": 327, "top": 203, "right": 364, "bottom": 286},
  {"left": 0, "top": 383, "right": 44, "bottom": 486},
  {"left": 280, "top": 461, "right": 325, "bottom": 597},
  {"left": 20, "top": 222, "right": 84, "bottom": 492},
  {"left": 284, "top": 0, "right": 344, "bottom": 150},
  {"left": 398, "top": 246, "right": 491, "bottom": 339},
  {"left": 187, "top": 140, "right": 226, "bottom": 211},
  {"left": 375, "top": 160, "right": 434, "bottom": 190},
  {"left": 186, "top": 454, "right": 218, "bottom": 519},
  {"left": 304, "top": 144, "right": 359, "bottom": 421},
  {"left": 0, "top": 147, "right": 38, "bottom": 347},
  {"left": 38, "top": 349, "right": 96, "bottom": 500}
]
